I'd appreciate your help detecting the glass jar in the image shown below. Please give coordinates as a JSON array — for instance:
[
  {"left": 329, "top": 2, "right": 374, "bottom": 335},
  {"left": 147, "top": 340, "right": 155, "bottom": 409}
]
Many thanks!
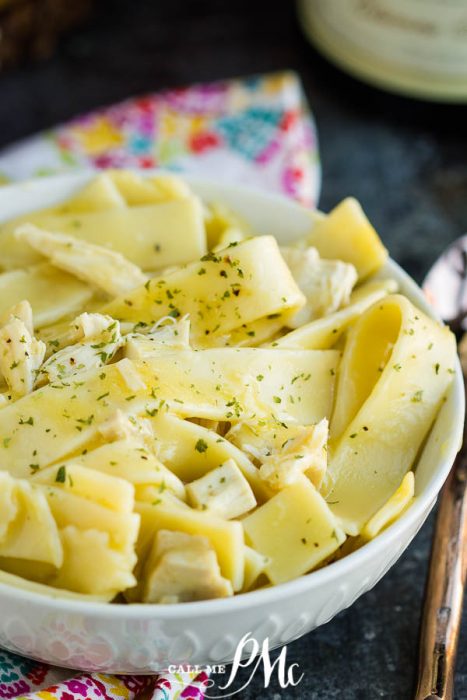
[{"left": 298, "top": 0, "right": 467, "bottom": 102}]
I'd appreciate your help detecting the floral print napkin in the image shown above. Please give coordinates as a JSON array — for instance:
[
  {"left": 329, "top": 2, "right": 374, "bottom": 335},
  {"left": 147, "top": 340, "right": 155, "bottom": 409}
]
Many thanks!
[{"left": 0, "top": 71, "right": 320, "bottom": 207}]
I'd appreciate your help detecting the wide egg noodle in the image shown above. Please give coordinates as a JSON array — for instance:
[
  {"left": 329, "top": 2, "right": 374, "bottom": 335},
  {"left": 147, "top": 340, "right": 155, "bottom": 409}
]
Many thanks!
[
  {"left": 324, "top": 294, "right": 456, "bottom": 535},
  {"left": 0, "top": 347, "right": 337, "bottom": 477},
  {"left": 270, "top": 278, "right": 398, "bottom": 350},
  {"left": 0, "top": 263, "right": 94, "bottom": 328},
  {"left": 102, "top": 236, "right": 306, "bottom": 344},
  {"left": 0, "top": 198, "right": 206, "bottom": 271}
]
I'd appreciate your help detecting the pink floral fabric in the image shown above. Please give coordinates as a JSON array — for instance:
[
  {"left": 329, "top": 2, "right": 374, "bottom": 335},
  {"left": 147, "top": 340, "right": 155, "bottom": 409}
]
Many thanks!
[
  {"left": 0, "top": 71, "right": 320, "bottom": 207},
  {"left": 0, "top": 652, "right": 209, "bottom": 700}
]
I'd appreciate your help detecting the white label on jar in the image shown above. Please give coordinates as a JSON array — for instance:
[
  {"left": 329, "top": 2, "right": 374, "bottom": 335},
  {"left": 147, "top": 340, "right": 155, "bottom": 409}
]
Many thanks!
[{"left": 309, "top": 0, "right": 467, "bottom": 78}]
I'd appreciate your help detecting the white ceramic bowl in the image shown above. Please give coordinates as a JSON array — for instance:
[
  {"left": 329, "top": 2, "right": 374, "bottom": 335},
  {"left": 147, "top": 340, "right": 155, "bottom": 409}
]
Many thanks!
[{"left": 0, "top": 172, "right": 463, "bottom": 673}]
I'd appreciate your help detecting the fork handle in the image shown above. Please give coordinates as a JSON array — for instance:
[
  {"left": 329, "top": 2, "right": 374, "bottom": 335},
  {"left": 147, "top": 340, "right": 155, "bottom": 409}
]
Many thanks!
[{"left": 414, "top": 444, "right": 467, "bottom": 700}]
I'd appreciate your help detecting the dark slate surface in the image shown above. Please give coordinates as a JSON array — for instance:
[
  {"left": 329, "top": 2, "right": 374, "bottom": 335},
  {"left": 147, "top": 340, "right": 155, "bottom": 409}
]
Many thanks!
[{"left": 0, "top": 1, "right": 466, "bottom": 698}]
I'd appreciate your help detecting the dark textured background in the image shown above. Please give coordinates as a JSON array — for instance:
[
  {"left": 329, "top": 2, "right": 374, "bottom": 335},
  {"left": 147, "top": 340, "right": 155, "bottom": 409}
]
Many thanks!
[{"left": 0, "top": 1, "right": 466, "bottom": 698}]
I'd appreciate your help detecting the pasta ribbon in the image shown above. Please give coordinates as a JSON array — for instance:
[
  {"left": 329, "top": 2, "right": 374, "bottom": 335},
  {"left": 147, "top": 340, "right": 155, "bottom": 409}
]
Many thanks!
[
  {"left": 243, "top": 545, "right": 270, "bottom": 592},
  {"left": 324, "top": 294, "right": 456, "bottom": 535},
  {"left": 102, "top": 237, "right": 306, "bottom": 345},
  {"left": 57, "top": 173, "right": 126, "bottom": 212},
  {"left": 149, "top": 412, "right": 272, "bottom": 500},
  {"left": 1, "top": 464, "right": 140, "bottom": 600},
  {"left": 106, "top": 170, "right": 192, "bottom": 205},
  {"left": 0, "top": 263, "right": 93, "bottom": 328},
  {"left": 243, "top": 476, "right": 345, "bottom": 584},
  {"left": 66, "top": 438, "right": 186, "bottom": 501},
  {"left": 306, "top": 198, "right": 388, "bottom": 279},
  {"left": 0, "top": 197, "right": 206, "bottom": 271},
  {"left": 0, "top": 567, "right": 111, "bottom": 601},
  {"left": 360, "top": 471, "right": 415, "bottom": 542},
  {"left": 139, "top": 348, "right": 338, "bottom": 425},
  {"left": 269, "top": 279, "right": 398, "bottom": 350},
  {"left": 0, "top": 348, "right": 337, "bottom": 477},
  {"left": 0, "top": 359, "right": 151, "bottom": 478},
  {"left": 0, "top": 473, "right": 62, "bottom": 567}
]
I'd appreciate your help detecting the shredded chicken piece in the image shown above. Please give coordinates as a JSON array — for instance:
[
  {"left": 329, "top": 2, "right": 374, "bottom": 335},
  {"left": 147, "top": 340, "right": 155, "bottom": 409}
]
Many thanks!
[
  {"left": 259, "top": 419, "right": 329, "bottom": 489},
  {"left": 142, "top": 530, "right": 233, "bottom": 603},
  {"left": 72, "top": 312, "right": 118, "bottom": 341},
  {"left": 35, "top": 316, "right": 121, "bottom": 386},
  {"left": 125, "top": 317, "right": 191, "bottom": 360},
  {"left": 41, "top": 312, "right": 122, "bottom": 358},
  {"left": 227, "top": 418, "right": 329, "bottom": 489},
  {"left": 98, "top": 409, "right": 153, "bottom": 443},
  {"left": 186, "top": 459, "right": 256, "bottom": 519},
  {"left": 0, "top": 316, "right": 46, "bottom": 398},
  {"left": 0, "top": 300, "right": 34, "bottom": 335},
  {"left": 281, "top": 247, "right": 357, "bottom": 328},
  {"left": 15, "top": 224, "right": 148, "bottom": 297}
]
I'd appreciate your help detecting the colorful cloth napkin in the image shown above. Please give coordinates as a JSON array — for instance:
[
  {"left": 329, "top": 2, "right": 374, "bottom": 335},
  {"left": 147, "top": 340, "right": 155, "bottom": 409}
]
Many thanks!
[
  {"left": 0, "top": 651, "right": 209, "bottom": 700},
  {"left": 0, "top": 71, "right": 320, "bottom": 207},
  {"left": 0, "top": 71, "right": 320, "bottom": 700}
]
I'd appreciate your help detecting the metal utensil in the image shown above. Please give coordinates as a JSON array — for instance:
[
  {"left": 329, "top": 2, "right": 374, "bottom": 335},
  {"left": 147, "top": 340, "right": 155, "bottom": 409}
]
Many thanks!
[{"left": 414, "top": 236, "right": 467, "bottom": 700}]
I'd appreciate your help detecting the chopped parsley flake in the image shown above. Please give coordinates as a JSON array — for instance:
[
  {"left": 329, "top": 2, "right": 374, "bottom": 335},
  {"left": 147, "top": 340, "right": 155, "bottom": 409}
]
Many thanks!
[
  {"left": 200, "top": 251, "right": 221, "bottom": 263},
  {"left": 76, "top": 414, "right": 94, "bottom": 426},
  {"left": 55, "top": 466, "right": 66, "bottom": 483},
  {"left": 195, "top": 439, "right": 209, "bottom": 453}
]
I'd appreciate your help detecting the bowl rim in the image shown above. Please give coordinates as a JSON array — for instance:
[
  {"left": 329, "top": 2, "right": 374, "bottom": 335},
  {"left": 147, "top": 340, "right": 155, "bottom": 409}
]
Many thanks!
[{"left": 0, "top": 170, "right": 463, "bottom": 618}]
